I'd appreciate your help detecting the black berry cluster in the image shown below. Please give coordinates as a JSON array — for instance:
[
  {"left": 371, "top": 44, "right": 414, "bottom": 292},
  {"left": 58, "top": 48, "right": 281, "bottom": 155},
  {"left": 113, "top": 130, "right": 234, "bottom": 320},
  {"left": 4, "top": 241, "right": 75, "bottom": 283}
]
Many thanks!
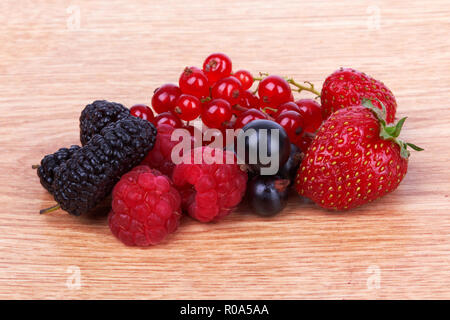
[
  {"left": 53, "top": 117, "right": 156, "bottom": 216},
  {"left": 36, "top": 101, "right": 157, "bottom": 216},
  {"left": 36, "top": 145, "right": 81, "bottom": 194},
  {"left": 80, "top": 100, "right": 130, "bottom": 145}
]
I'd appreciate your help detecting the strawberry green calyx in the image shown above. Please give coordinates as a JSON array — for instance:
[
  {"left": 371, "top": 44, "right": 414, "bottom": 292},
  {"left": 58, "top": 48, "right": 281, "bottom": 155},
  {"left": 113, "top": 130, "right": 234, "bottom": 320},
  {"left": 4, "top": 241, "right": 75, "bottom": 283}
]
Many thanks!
[{"left": 361, "top": 99, "right": 424, "bottom": 159}]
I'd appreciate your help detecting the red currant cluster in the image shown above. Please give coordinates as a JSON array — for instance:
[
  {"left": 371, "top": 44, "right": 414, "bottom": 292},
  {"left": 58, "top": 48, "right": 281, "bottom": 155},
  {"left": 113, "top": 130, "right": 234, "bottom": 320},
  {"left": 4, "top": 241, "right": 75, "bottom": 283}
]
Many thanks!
[{"left": 130, "top": 53, "right": 323, "bottom": 152}]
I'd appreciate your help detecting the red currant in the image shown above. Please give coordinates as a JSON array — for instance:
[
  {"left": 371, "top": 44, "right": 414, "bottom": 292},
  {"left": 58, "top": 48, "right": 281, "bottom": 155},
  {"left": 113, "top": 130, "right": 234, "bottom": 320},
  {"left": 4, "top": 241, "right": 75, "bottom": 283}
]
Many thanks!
[
  {"left": 174, "top": 94, "right": 202, "bottom": 121},
  {"left": 275, "top": 110, "right": 305, "bottom": 146},
  {"left": 233, "top": 70, "right": 253, "bottom": 90},
  {"left": 235, "top": 90, "right": 259, "bottom": 115},
  {"left": 234, "top": 108, "right": 267, "bottom": 129},
  {"left": 211, "top": 76, "right": 242, "bottom": 106},
  {"left": 203, "top": 53, "right": 232, "bottom": 84},
  {"left": 295, "top": 99, "right": 322, "bottom": 133},
  {"left": 298, "top": 134, "right": 313, "bottom": 153},
  {"left": 153, "top": 111, "right": 183, "bottom": 128},
  {"left": 182, "top": 124, "right": 203, "bottom": 147},
  {"left": 130, "top": 104, "right": 154, "bottom": 121},
  {"left": 274, "top": 101, "right": 301, "bottom": 118},
  {"left": 201, "top": 98, "right": 232, "bottom": 129},
  {"left": 151, "top": 84, "right": 182, "bottom": 114},
  {"left": 258, "top": 75, "right": 293, "bottom": 115},
  {"left": 179, "top": 67, "right": 210, "bottom": 99}
]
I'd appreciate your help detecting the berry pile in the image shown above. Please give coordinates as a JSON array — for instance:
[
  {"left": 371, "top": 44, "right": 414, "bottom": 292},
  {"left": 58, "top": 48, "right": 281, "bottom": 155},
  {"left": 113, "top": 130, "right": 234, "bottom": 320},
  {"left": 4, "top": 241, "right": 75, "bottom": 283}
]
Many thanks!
[
  {"left": 35, "top": 53, "right": 422, "bottom": 247},
  {"left": 147, "top": 53, "right": 322, "bottom": 153}
]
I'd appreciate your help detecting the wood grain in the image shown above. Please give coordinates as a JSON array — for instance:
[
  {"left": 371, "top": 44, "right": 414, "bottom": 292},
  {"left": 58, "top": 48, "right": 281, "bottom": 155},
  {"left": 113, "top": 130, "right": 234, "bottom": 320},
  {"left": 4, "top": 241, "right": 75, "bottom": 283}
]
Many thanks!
[{"left": 0, "top": 0, "right": 449, "bottom": 299}]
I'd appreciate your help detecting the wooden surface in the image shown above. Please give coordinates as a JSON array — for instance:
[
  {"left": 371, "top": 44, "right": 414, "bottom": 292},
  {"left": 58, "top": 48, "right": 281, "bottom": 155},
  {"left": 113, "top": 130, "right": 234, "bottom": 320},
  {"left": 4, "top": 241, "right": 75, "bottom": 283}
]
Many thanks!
[{"left": 0, "top": 0, "right": 449, "bottom": 300}]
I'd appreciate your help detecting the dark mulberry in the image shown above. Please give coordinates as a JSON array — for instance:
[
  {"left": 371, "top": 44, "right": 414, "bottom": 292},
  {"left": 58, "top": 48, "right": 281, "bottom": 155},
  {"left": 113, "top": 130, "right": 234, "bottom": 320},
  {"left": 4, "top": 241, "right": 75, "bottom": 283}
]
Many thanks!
[
  {"left": 52, "top": 117, "right": 157, "bottom": 216},
  {"left": 36, "top": 145, "right": 81, "bottom": 194},
  {"left": 80, "top": 100, "right": 130, "bottom": 145}
]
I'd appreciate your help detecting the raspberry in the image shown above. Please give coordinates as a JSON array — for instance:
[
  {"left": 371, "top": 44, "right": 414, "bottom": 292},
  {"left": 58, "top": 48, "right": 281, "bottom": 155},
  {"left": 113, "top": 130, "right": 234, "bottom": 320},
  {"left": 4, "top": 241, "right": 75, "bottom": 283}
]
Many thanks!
[
  {"left": 141, "top": 124, "right": 199, "bottom": 177},
  {"left": 172, "top": 147, "right": 247, "bottom": 222},
  {"left": 109, "top": 166, "right": 181, "bottom": 246},
  {"left": 140, "top": 124, "right": 179, "bottom": 177}
]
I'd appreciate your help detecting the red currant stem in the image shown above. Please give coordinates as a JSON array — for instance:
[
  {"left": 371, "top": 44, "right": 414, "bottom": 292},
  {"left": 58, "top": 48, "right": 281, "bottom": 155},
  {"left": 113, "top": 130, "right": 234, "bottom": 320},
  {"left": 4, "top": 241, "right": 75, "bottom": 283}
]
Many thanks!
[
  {"left": 201, "top": 97, "right": 211, "bottom": 104},
  {"left": 260, "top": 107, "right": 275, "bottom": 120},
  {"left": 253, "top": 73, "right": 320, "bottom": 97},
  {"left": 40, "top": 204, "right": 60, "bottom": 214},
  {"left": 252, "top": 84, "right": 259, "bottom": 95},
  {"left": 261, "top": 106, "right": 276, "bottom": 113},
  {"left": 222, "top": 120, "right": 233, "bottom": 128},
  {"left": 274, "top": 179, "right": 290, "bottom": 192},
  {"left": 286, "top": 79, "right": 320, "bottom": 97},
  {"left": 232, "top": 104, "right": 250, "bottom": 113},
  {"left": 32, "top": 164, "right": 40, "bottom": 169}
]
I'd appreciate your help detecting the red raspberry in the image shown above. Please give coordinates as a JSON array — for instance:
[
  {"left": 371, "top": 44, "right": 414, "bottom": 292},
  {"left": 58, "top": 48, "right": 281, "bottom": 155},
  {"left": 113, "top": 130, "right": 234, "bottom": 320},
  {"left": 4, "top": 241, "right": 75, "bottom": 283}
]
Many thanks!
[
  {"left": 172, "top": 147, "right": 247, "bottom": 222},
  {"left": 141, "top": 124, "right": 200, "bottom": 177},
  {"left": 141, "top": 124, "right": 178, "bottom": 177},
  {"left": 108, "top": 166, "right": 181, "bottom": 246}
]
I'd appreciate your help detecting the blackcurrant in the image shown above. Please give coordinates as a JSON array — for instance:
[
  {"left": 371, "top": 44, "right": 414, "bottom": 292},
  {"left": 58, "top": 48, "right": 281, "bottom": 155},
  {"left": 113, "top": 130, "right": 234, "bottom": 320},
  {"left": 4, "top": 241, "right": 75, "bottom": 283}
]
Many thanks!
[
  {"left": 277, "top": 144, "right": 303, "bottom": 183},
  {"left": 247, "top": 175, "right": 289, "bottom": 217},
  {"left": 237, "top": 119, "right": 291, "bottom": 175}
]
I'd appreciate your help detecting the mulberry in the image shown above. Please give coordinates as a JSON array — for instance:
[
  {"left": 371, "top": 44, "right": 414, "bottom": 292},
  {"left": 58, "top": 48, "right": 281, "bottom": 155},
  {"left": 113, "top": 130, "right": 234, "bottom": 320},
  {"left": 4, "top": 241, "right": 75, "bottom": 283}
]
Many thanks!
[
  {"left": 79, "top": 100, "right": 130, "bottom": 145},
  {"left": 50, "top": 117, "right": 157, "bottom": 216},
  {"left": 35, "top": 145, "right": 81, "bottom": 194}
]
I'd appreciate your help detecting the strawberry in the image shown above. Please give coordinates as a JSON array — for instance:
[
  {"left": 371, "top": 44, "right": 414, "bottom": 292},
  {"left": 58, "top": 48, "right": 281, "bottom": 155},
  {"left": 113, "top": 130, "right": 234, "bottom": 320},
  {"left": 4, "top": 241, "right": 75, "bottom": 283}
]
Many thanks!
[
  {"left": 321, "top": 68, "right": 397, "bottom": 123},
  {"left": 295, "top": 99, "right": 422, "bottom": 210}
]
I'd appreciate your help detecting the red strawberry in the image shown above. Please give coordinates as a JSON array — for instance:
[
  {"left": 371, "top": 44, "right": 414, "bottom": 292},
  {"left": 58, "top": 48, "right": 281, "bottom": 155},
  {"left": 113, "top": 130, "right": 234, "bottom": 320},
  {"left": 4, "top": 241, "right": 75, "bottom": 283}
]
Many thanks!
[
  {"left": 321, "top": 68, "right": 397, "bottom": 123},
  {"left": 295, "top": 100, "right": 422, "bottom": 210}
]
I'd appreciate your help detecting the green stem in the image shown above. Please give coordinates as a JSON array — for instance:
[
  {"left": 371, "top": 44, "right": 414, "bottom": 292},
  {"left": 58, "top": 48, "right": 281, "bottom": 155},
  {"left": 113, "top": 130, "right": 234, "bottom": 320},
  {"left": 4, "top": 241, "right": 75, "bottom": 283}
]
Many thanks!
[
  {"left": 361, "top": 99, "right": 424, "bottom": 159},
  {"left": 40, "top": 204, "right": 60, "bottom": 214},
  {"left": 253, "top": 74, "right": 321, "bottom": 97},
  {"left": 286, "top": 79, "right": 320, "bottom": 97}
]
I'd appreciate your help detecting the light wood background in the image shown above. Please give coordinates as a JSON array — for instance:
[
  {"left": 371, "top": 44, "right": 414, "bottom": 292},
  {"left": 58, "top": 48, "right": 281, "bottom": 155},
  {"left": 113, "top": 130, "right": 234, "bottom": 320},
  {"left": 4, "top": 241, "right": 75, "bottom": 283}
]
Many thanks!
[{"left": 0, "top": 0, "right": 449, "bottom": 300}]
